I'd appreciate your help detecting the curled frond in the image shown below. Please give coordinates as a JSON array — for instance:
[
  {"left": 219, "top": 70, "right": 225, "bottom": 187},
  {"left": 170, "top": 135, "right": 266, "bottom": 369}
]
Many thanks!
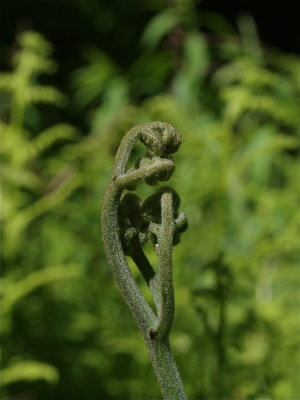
[{"left": 101, "top": 121, "right": 188, "bottom": 399}]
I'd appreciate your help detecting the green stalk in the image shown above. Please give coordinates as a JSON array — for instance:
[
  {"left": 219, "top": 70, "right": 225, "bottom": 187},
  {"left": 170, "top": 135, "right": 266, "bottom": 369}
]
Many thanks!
[{"left": 145, "top": 338, "right": 187, "bottom": 399}]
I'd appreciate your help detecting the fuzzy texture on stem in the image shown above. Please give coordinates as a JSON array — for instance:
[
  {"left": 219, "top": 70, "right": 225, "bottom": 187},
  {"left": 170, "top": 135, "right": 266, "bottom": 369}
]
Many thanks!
[{"left": 101, "top": 121, "right": 188, "bottom": 399}]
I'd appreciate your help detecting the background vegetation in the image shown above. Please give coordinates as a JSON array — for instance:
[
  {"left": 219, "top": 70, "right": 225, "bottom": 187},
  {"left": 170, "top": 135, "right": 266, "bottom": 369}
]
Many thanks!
[{"left": 1, "top": 1, "right": 299, "bottom": 399}]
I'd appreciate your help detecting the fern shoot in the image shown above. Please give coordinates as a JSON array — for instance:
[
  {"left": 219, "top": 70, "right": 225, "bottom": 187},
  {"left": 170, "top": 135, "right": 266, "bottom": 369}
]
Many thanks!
[{"left": 101, "top": 121, "right": 188, "bottom": 399}]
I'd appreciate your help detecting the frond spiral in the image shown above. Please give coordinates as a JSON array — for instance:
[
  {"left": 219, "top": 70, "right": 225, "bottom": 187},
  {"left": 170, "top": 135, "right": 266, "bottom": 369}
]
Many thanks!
[{"left": 101, "top": 121, "right": 188, "bottom": 399}]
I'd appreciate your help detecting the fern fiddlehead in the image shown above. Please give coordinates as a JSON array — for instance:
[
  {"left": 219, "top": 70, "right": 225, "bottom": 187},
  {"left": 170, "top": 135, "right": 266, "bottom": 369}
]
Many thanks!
[{"left": 101, "top": 121, "right": 188, "bottom": 399}]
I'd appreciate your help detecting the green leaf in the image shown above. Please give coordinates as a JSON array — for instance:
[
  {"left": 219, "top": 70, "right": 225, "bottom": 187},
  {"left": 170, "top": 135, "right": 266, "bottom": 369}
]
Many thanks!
[
  {"left": 25, "top": 86, "right": 67, "bottom": 106},
  {"left": 141, "top": 10, "right": 179, "bottom": 49},
  {"left": 172, "top": 33, "right": 209, "bottom": 104},
  {"left": 17, "top": 31, "right": 53, "bottom": 56},
  {"left": 1, "top": 264, "right": 79, "bottom": 313},
  {"left": 71, "top": 46, "right": 118, "bottom": 109},
  {"left": 33, "top": 123, "right": 78, "bottom": 154},
  {"left": 1, "top": 360, "right": 59, "bottom": 386},
  {"left": 184, "top": 32, "right": 209, "bottom": 79},
  {"left": 237, "top": 13, "right": 263, "bottom": 63},
  {"left": 3, "top": 173, "right": 81, "bottom": 256}
]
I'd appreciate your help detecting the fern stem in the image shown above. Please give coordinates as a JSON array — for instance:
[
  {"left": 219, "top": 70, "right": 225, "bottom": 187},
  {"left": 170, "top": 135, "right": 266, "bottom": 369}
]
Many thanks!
[
  {"left": 102, "top": 182, "right": 157, "bottom": 332},
  {"left": 145, "top": 338, "right": 188, "bottom": 400}
]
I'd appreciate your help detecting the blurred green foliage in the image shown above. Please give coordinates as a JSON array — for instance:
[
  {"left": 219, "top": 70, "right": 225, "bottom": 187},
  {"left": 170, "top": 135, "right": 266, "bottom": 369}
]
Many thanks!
[{"left": 1, "top": 2, "right": 299, "bottom": 399}]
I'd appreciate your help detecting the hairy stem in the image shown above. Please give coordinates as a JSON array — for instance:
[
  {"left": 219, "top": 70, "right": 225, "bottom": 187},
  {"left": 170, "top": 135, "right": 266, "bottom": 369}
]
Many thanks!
[
  {"left": 102, "top": 182, "right": 157, "bottom": 332},
  {"left": 145, "top": 338, "right": 188, "bottom": 400},
  {"left": 155, "top": 192, "right": 175, "bottom": 338}
]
